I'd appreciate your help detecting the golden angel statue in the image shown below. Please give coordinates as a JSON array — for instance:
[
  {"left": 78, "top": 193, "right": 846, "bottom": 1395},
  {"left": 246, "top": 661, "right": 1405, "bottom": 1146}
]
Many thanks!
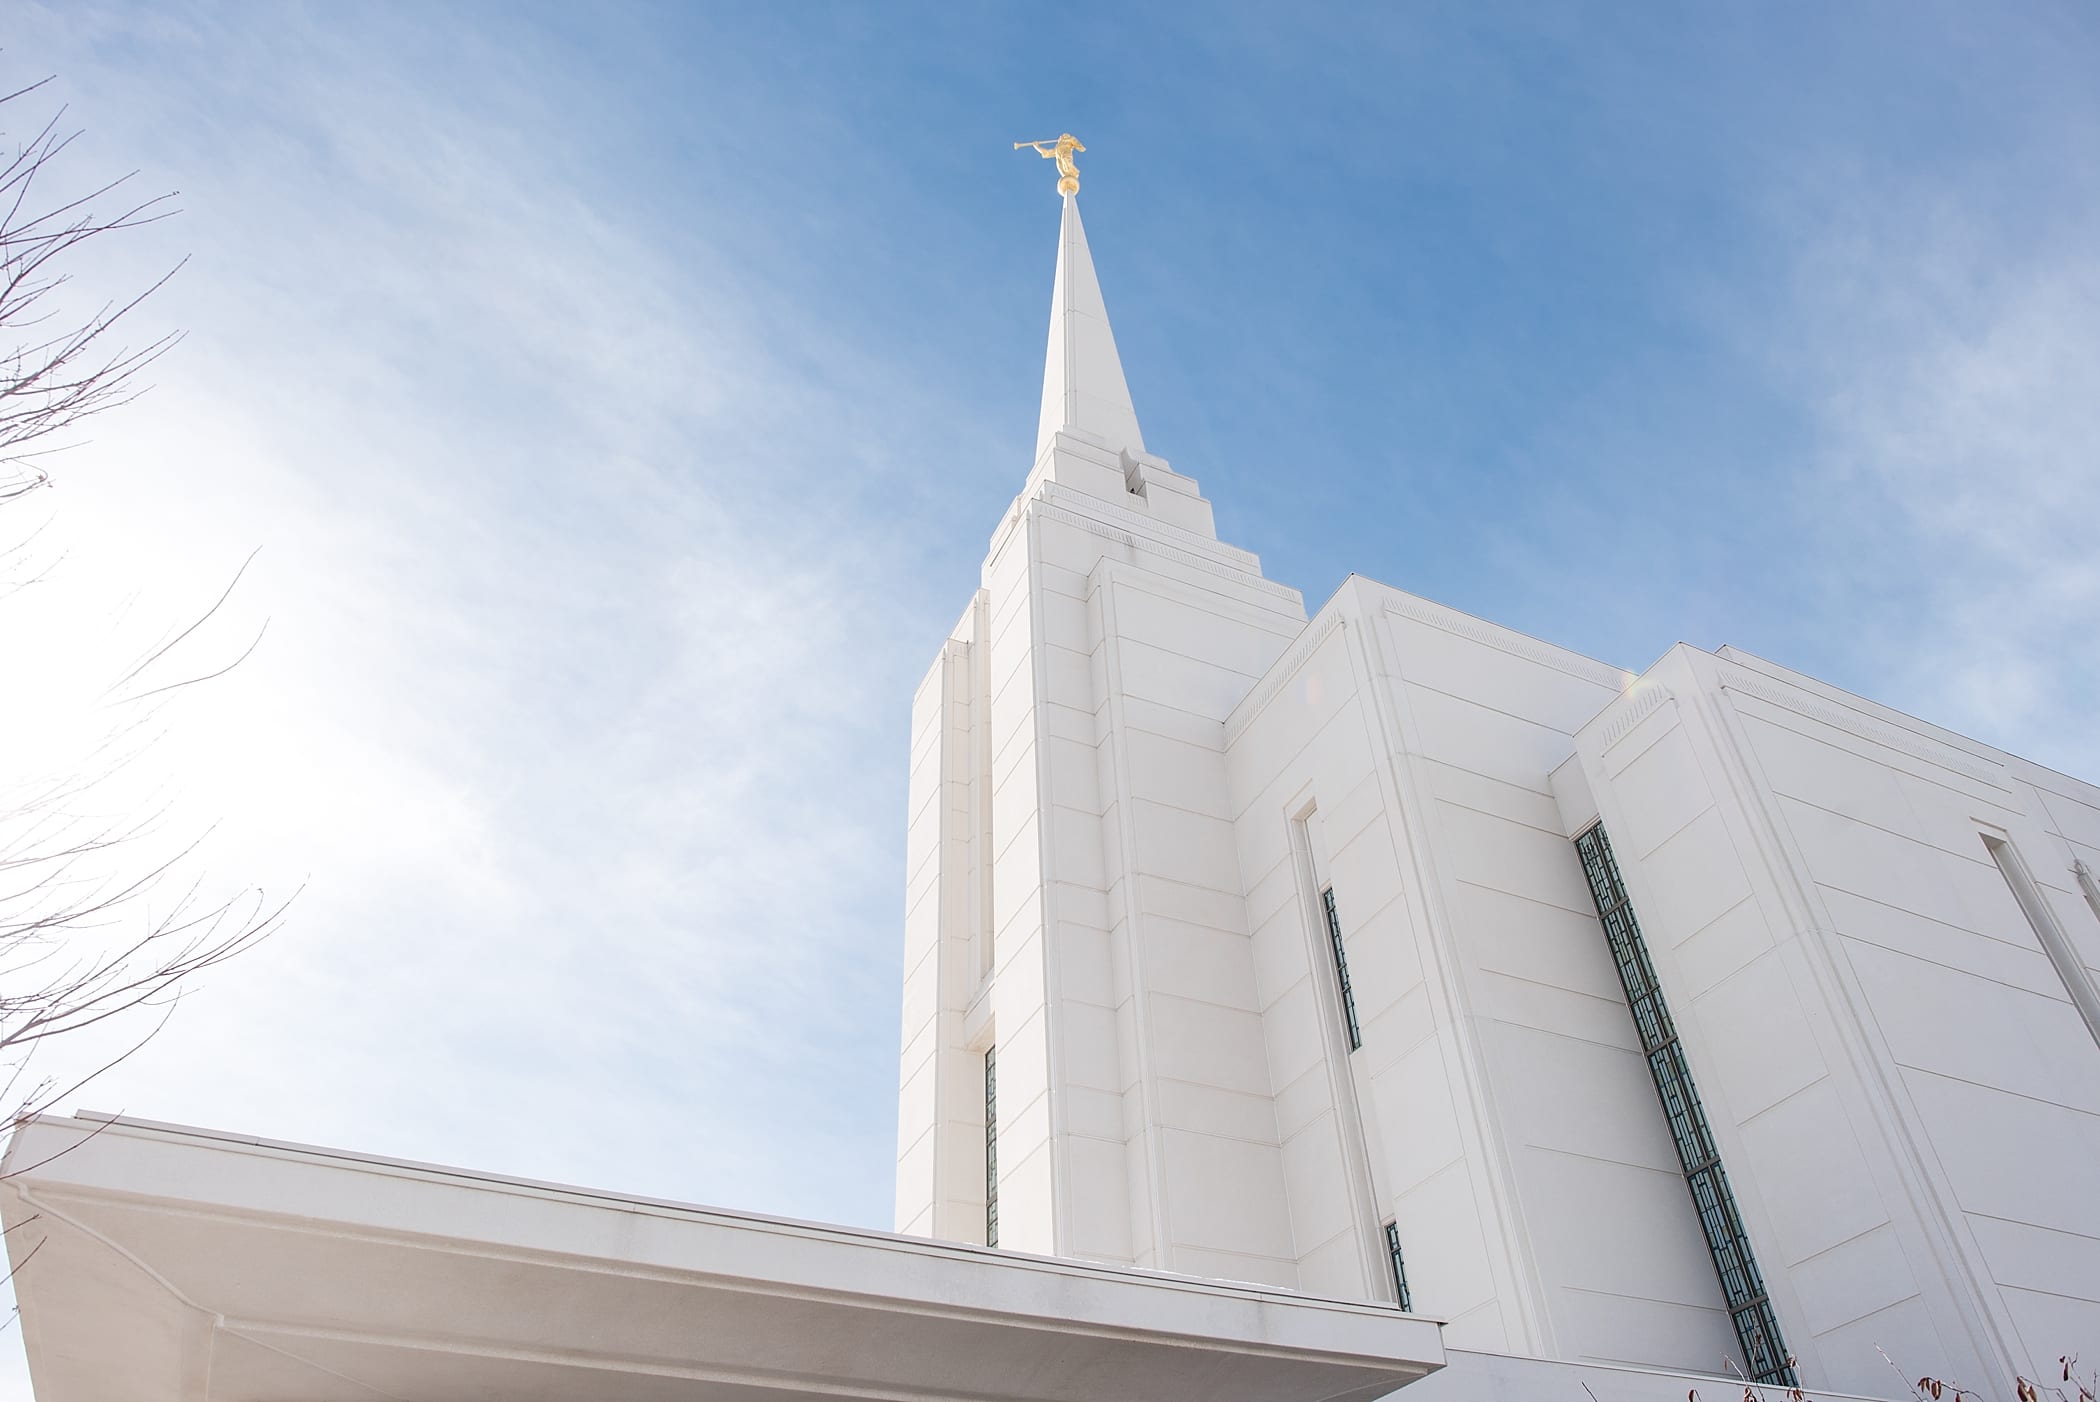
[{"left": 1014, "top": 133, "right": 1085, "bottom": 194}]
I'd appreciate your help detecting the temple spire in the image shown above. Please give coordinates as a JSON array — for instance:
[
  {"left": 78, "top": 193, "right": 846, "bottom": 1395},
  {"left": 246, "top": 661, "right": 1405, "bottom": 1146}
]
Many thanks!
[{"left": 1035, "top": 193, "right": 1145, "bottom": 464}]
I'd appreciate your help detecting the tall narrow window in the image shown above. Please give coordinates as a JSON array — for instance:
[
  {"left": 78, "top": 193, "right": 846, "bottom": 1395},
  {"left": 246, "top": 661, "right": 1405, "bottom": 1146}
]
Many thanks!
[
  {"left": 1383, "top": 1220, "right": 1414, "bottom": 1311},
  {"left": 1986, "top": 837, "right": 2100, "bottom": 1050},
  {"left": 1322, "top": 886, "right": 1363, "bottom": 1051},
  {"left": 984, "top": 1046, "right": 999, "bottom": 1247},
  {"left": 1575, "top": 824, "right": 1795, "bottom": 1388}
]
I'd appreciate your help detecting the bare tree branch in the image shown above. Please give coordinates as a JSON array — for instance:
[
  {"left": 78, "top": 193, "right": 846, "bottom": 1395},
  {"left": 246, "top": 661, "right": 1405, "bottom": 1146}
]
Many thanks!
[
  {"left": 105, "top": 545, "right": 262, "bottom": 699},
  {"left": 1, "top": 77, "right": 185, "bottom": 502},
  {"left": 0, "top": 70, "right": 288, "bottom": 1158}
]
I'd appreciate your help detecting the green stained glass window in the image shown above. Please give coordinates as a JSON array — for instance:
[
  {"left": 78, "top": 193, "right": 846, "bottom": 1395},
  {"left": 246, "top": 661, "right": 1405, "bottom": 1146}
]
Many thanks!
[
  {"left": 1322, "top": 887, "right": 1362, "bottom": 1051},
  {"left": 1384, "top": 1220, "right": 1413, "bottom": 1311},
  {"left": 984, "top": 1046, "right": 998, "bottom": 1247},
  {"left": 1575, "top": 824, "right": 1794, "bottom": 1389}
]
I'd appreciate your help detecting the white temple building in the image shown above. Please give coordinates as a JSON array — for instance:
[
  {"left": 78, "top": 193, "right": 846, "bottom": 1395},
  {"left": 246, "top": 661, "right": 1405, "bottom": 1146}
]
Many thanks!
[
  {"left": 891, "top": 188, "right": 2100, "bottom": 1396},
  {"left": 6, "top": 177, "right": 2099, "bottom": 1402}
]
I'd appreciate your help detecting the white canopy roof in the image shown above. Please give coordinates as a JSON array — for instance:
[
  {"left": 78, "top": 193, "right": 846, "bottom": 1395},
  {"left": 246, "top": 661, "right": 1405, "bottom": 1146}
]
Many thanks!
[{"left": 1, "top": 1113, "right": 1444, "bottom": 1401}]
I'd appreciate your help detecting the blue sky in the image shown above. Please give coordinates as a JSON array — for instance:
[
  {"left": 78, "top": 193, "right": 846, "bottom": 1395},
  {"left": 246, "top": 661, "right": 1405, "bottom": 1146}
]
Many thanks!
[{"left": 3, "top": 2, "right": 2097, "bottom": 1382}]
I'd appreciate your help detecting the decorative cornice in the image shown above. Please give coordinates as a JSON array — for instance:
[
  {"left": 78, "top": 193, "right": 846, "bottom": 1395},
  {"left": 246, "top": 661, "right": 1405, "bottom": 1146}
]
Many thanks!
[
  {"left": 1377, "top": 593, "right": 1628, "bottom": 691},
  {"left": 1224, "top": 609, "right": 1349, "bottom": 745},
  {"left": 1715, "top": 667, "right": 2011, "bottom": 793},
  {"left": 1030, "top": 498, "right": 1302, "bottom": 605},
  {"left": 2074, "top": 860, "right": 2100, "bottom": 923},
  {"left": 1036, "top": 480, "right": 1264, "bottom": 572},
  {"left": 1599, "top": 683, "right": 1676, "bottom": 752}
]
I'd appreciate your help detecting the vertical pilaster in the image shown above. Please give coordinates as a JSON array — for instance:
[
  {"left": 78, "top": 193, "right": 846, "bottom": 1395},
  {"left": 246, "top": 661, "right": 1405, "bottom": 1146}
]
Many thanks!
[{"left": 895, "top": 601, "right": 998, "bottom": 1242}]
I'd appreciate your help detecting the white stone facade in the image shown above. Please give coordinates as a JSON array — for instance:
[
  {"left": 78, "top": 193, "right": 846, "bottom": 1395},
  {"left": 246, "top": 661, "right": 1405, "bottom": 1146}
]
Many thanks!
[{"left": 896, "top": 195, "right": 2100, "bottom": 1399}]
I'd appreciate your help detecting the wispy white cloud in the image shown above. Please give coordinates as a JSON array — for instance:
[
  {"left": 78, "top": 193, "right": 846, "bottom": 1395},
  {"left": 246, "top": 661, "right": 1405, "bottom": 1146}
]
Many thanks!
[
  {"left": 1758, "top": 166, "right": 2100, "bottom": 778},
  {"left": 2, "top": 5, "right": 965, "bottom": 1311}
]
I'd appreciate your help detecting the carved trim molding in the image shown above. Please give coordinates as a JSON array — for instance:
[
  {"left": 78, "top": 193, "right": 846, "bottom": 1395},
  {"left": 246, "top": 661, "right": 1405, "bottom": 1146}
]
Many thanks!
[
  {"left": 1378, "top": 593, "right": 1628, "bottom": 691},
  {"left": 1715, "top": 667, "right": 2011, "bottom": 792},
  {"left": 1224, "top": 609, "right": 1349, "bottom": 745},
  {"left": 1031, "top": 500, "right": 1301, "bottom": 604},
  {"left": 2074, "top": 860, "right": 2100, "bottom": 924},
  {"left": 1036, "top": 480, "right": 1264, "bottom": 573},
  {"left": 1599, "top": 683, "right": 1677, "bottom": 752}
]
